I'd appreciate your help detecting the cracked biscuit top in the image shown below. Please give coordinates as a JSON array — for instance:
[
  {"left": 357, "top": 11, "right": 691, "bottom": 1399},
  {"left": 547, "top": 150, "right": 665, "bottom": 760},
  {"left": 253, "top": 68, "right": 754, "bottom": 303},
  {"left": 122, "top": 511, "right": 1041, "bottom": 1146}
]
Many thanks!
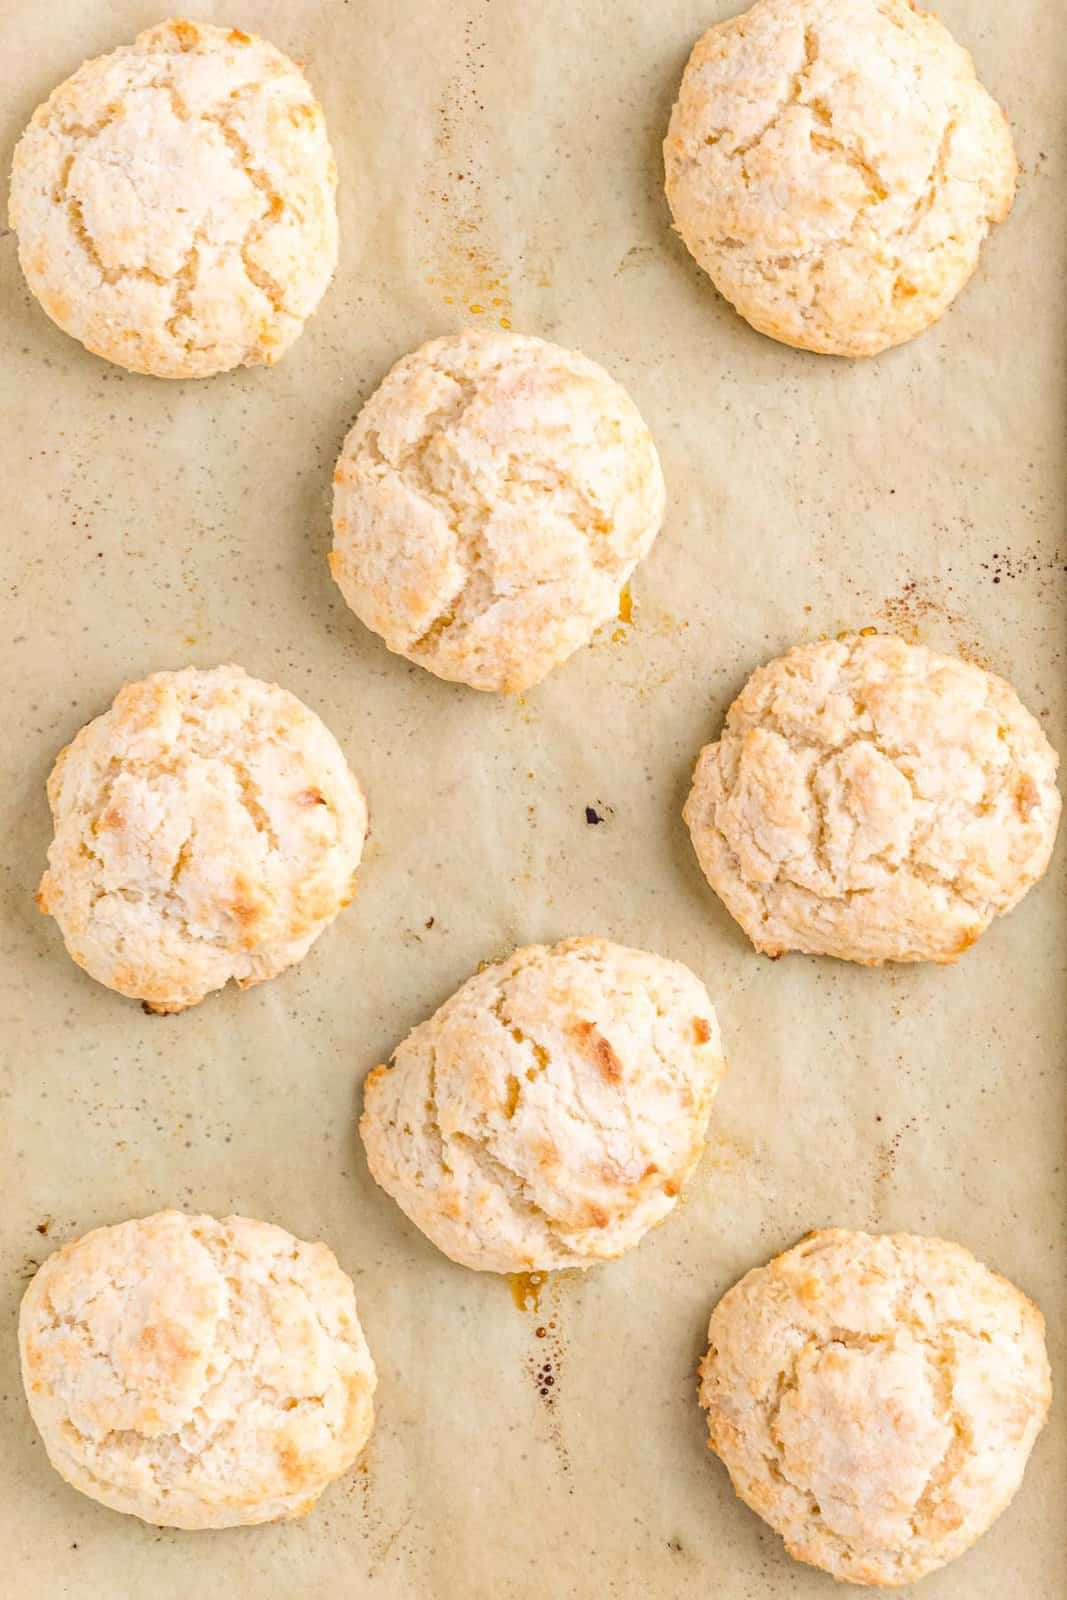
[
  {"left": 699, "top": 1230, "right": 1051, "bottom": 1585},
  {"left": 36, "top": 664, "right": 368, "bottom": 1013},
  {"left": 684, "top": 633, "right": 1061, "bottom": 965},
  {"left": 664, "top": 0, "right": 1017, "bottom": 357},
  {"left": 360, "top": 937, "right": 725, "bottom": 1273},
  {"left": 8, "top": 18, "right": 338, "bottom": 378},
  {"left": 329, "top": 330, "right": 666, "bottom": 693},
  {"left": 19, "top": 1211, "right": 377, "bottom": 1529}
]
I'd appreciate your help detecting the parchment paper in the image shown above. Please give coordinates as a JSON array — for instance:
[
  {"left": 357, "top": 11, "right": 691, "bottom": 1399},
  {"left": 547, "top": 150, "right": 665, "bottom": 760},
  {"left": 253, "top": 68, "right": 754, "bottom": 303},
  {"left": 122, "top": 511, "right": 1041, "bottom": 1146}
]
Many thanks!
[{"left": 0, "top": 2, "right": 1063, "bottom": 1596}]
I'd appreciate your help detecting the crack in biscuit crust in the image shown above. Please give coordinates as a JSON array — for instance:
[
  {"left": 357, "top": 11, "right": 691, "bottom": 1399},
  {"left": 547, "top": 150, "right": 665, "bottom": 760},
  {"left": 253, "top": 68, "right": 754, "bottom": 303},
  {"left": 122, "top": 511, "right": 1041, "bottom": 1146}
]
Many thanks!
[{"left": 9, "top": 19, "right": 338, "bottom": 377}]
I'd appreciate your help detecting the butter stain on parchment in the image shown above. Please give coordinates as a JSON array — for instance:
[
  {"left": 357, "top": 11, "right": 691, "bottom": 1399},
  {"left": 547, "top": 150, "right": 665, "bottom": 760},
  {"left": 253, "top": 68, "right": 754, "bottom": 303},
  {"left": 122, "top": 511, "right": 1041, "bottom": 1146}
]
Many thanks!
[
  {"left": 420, "top": 12, "right": 513, "bottom": 328},
  {"left": 507, "top": 1269, "right": 574, "bottom": 1480}
]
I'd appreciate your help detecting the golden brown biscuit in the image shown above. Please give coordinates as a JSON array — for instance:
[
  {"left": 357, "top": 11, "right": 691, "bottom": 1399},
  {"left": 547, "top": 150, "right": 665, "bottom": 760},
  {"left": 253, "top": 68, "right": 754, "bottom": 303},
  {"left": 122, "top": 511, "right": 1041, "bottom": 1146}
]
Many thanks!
[
  {"left": 20, "top": 1211, "right": 376, "bottom": 1528},
  {"left": 330, "top": 330, "right": 666, "bottom": 692},
  {"left": 699, "top": 1230, "right": 1051, "bottom": 1584},
  {"left": 37, "top": 664, "right": 368, "bottom": 1011},
  {"left": 684, "top": 634, "right": 1060, "bottom": 963},
  {"left": 360, "top": 937, "right": 725, "bottom": 1271},
  {"left": 9, "top": 19, "right": 337, "bottom": 377},
  {"left": 665, "top": 0, "right": 1017, "bottom": 356}
]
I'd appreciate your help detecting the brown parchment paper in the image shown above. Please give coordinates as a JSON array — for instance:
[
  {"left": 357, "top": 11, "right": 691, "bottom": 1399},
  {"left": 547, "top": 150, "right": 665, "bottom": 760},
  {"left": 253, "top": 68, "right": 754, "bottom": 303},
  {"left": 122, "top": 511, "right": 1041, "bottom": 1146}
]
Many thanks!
[{"left": 0, "top": 1, "right": 1064, "bottom": 1595}]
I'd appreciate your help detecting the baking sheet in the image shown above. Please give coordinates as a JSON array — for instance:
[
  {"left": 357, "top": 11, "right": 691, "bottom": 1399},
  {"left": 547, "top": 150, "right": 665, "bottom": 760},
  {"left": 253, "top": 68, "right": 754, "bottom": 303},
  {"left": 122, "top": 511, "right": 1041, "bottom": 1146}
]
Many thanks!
[{"left": 0, "top": 0, "right": 1064, "bottom": 1595}]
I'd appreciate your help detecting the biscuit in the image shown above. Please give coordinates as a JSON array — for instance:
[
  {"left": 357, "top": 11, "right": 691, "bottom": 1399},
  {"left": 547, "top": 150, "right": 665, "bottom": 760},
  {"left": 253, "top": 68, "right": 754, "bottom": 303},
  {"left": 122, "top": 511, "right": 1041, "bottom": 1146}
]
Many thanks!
[
  {"left": 699, "top": 1230, "right": 1051, "bottom": 1585},
  {"left": 37, "top": 664, "right": 368, "bottom": 1012},
  {"left": 360, "top": 937, "right": 724, "bottom": 1272},
  {"left": 19, "top": 1211, "right": 376, "bottom": 1529},
  {"left": 330, "top": 330, "right": 666, "bottom": 692},
  {"left": 684, "top": 633, "right": 1060, "bottom": 964},
  {"left": 664, "top": 0, "right": 1017, "bottom": 357},
  {"left": 9, "top": 19, "right": 337, "bottom": 378}
]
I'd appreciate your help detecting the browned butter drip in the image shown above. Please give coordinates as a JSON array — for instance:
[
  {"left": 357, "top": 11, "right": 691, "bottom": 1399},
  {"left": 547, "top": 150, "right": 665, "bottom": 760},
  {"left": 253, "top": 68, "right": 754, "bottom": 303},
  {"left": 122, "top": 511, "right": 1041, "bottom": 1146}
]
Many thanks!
[{"left": 507, "top": 1270, "right": 544, "bottom": 1312}]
